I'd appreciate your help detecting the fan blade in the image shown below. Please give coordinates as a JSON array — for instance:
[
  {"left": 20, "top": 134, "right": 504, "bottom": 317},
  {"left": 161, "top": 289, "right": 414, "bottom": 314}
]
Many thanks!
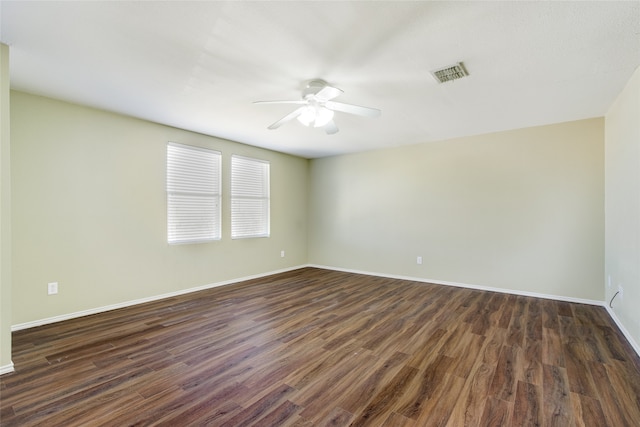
[
  {"left": 314, "top": 85, "right": 343, "bottom": 102},
  {"left": 254, "top": 100, "right": 307, "bottom": 105},
  {"left": 325, "top": 101, "right": 381, "bottom": 118},
  {"left": 267, "top": 107, "right": 305, "bottom": 130},
  {"left": 324, "top": 120, "right": 339, "bottom": 135}
]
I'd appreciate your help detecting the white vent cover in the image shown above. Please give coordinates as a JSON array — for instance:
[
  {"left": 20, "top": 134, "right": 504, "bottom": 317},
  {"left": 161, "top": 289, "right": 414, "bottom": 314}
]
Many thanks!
[{"left": 431, "top": 62, "right": 469, "bottom": 83}]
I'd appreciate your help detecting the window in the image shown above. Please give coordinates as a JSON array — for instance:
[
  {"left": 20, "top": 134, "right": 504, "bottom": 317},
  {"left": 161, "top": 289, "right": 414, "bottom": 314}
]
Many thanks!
[
  {"left": 231, "top": 155, "right": 270, "bottom": 239},
  {"left": 167, "top": 142, "right": 221, "bottom": 244}
]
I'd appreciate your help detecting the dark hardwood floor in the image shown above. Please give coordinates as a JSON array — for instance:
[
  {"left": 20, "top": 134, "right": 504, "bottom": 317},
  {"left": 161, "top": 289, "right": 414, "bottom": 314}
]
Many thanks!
[{"left": 1, "top": 267, "right": 639, "bottom": 426}]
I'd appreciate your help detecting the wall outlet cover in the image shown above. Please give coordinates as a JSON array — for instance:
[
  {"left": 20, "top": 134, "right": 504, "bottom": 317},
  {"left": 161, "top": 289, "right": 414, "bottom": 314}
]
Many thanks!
[{"left": 47, "top": 282, "right": 58, "bottom": 295}]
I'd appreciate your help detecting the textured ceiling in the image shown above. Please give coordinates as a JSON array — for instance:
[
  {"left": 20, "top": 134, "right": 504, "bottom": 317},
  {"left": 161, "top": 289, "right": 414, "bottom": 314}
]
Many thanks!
[{"left": 1, "top": 1, "right": 639, "bottom": 158}]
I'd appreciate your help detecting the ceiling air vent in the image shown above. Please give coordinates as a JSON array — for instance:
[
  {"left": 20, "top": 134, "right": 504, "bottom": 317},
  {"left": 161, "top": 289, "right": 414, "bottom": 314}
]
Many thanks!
[{"left": 431, "top": 62, "right": 469, "bottom": 83}]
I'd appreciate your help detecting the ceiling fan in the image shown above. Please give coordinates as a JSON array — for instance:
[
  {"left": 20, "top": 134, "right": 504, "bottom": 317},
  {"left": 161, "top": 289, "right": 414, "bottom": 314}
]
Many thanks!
[{"left": 254, "top": 80, "right": 381, "bottom": 135}]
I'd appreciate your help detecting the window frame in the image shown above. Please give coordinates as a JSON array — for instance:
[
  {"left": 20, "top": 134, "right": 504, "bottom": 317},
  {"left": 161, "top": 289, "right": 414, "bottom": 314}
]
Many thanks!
[
  {"left": 231, "top": 154, "right": 271, "bottom": 239},
  {"left": 166, "top": 142, "right": 222, "bottom": 244}
]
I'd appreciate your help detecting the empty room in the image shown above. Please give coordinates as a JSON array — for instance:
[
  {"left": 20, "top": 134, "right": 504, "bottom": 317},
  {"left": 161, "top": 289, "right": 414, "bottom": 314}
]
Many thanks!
[{"left": 1, "top": 1, "right": 639, "bottom": 426}]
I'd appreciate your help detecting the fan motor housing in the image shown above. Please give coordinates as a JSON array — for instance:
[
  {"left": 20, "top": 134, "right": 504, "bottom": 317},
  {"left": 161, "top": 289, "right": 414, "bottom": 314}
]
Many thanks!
[{"left": 303, "top": 80, "right": 328, "bottom": 97}]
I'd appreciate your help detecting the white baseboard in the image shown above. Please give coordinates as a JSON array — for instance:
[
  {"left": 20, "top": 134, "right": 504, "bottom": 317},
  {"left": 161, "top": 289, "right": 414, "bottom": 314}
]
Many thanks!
[
  {"left": 0, "top": 362, "right": 14, "bottom": 375},
  {"left": 308, "top": 264, "right": 604, "bottom": 306},
  {"left": 11, "top": 265, "right": 308, "bottom": 332},
  {"left": 605, "top": 305, "right": 640, "bottom": 358}
]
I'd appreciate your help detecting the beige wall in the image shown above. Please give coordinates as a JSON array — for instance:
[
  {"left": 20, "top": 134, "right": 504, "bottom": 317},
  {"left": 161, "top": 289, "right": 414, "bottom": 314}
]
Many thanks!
[
  {"left": 0, "top": 44, "right": 12, "bottom": 372},
  {"left": 11, "top": 91, "right": 308, "bottom": 325},
  {"left": 309, "top": 119, "right": 604, "bottom": 301},
  {"left": 605, "top": 66, "right": 640, "bottom": 350}
]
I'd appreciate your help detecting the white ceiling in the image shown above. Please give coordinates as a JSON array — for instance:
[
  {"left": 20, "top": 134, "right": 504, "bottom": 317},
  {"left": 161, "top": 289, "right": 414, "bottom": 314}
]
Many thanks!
[{"left": 1, "top": 1, "right": 639, "bottom": 158}]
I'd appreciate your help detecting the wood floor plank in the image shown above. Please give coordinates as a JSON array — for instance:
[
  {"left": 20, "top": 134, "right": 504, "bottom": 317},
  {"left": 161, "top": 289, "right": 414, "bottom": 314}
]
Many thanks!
[
  {"left": 218, "top": 383, "right": 296, "bottom": 427},
  {"left": 383, "top": 411, "right": 416, "bottom": 427},
  {"left": 542, "top": 299, "right": 560, "bottom": 330},
  {"left": 393, "top": 353, "right": 455, "bottom": 420},
  {"left": 313, "top": 407, "right": 353, "bottom": 427},
  {"left": 1, "top": 267, "right": 639, "bottom": 426},
  {"left": 497, "top": 294, "right": 516, "bottom": 329},
  {"left": 349, "top": 365, "right": 419, "bottom": 427},
  {"left": 413, "top": 373, "right": 466, "bottom": 427},
  {"left": 479, "top": 396, "right": 513, "bottom": 427},
  {"left": 525, "top": 298, "right": 543, "bottom": 342},
  {"left": 480, "top": 328, "right": 506, "bottom": 366},
  {"left": 246, "top": 399, "right": 302, "bottom": 427},
  {"left": 445, "top": 362, "right": 494, "bottom": 426},
  {"left": 521, "top": 337, "right": 543, "bottom": 385},
  {"left": 542, "top": 364, "right": 573, "bottom": 426},
  {"left": 332, "top": 351, "right": 408, "bottom": 416},
  {"left": 506, "top": 296, "right": 527, "bottom": 348},
  {"left": 405, "top": 327, "right": 448, "bottom": 369},
  {"left": 542, "top": 326, "right": 565, "bottom": 367},
  {"left": 283, "top": 339, "right": 365, "bottom": 391},
  {"left": 563, "top": 338, "right": 599, "bottom": 398},
  {"left": 571, "top": 392, "right": 607, "bottom": 427},
  {"left": 294, "top": 352, "right": 380, "bottom": 423},
  {"left": 447, "top": 331, "right": 486, "bottom": 379},
  {"left": 589, "top": 360, "right": 640, "bottom": 426},
  {"left": 512, "top": 380, "right": 542, "bottom": 426},
  {"left": 488, "top": 344, "right": 522, "bottom": 402},
  {"left": 596, "top": 324, "right": 630, "bottom": 362},
  {"left": 94, "top": 385, "right": 191, "bottom": 426}
]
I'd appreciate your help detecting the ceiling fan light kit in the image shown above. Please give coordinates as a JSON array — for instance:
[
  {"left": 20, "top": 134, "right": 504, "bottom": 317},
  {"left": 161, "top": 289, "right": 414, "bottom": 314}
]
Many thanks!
[
  {"left": 254, "top": 80, "right": 380, "bottom": 135},
  {"left": 297, "top": 105, "right": 334, "bottom": 128}
]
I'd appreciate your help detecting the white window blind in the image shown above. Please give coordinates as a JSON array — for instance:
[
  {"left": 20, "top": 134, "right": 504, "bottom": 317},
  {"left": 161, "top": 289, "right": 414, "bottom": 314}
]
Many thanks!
[
  {"left": 231, "top": 155, "right": 270, "bottom": 239},
  {"left": 167, "top": 142, "right": 221, "bottom": 244}
]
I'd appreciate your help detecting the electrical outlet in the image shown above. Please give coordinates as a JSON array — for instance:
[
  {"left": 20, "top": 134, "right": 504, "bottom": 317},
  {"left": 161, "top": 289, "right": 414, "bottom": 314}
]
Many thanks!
[
  {"left": 417, "top": 256, "right": 423, "bottom": 265},
  {"left": 280, "top": 250, "right": 285, "bottom": 258},
  {"left": 48, "top": 282, "right": 58, "bottom": 295},
  {"left": 619, "top": 285, "right": 624, "bottom": 298}
]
